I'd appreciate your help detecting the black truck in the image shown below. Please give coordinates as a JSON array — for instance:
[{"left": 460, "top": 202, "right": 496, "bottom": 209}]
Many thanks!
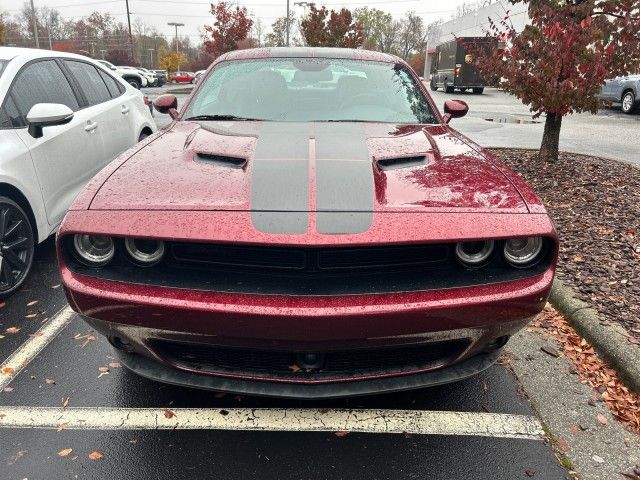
[{"left": 430, "top": 37, "right": 495, "bottom": 94}]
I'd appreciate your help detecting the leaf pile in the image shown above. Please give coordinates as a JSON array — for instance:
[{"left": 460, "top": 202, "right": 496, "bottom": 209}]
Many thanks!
[
  {"left": 534, "top": 307, "right": 640, "bottom": 434},
  {"left": 496, "top": 149, "right": 640, "bottom": 341}
]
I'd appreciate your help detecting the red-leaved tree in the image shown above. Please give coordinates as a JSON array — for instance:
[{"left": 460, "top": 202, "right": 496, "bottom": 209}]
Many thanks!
[
  {"left": 204, "top": 2, "right": 253, "bottom": 58},
  {"left": 468, "top": 0, "right": 640, "bottom": 162},
  {"left": 300, "top": 6, "right": 364, "bottom": 48}
]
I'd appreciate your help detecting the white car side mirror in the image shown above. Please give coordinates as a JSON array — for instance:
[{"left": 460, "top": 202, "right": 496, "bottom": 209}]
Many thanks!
[{"left": 26, "top": 103, "right": 74, "bottom": 139}]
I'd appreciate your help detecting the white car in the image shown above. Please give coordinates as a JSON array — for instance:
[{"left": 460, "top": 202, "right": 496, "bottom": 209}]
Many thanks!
[
  {"left": 0, "top": 47, "right": 156, "bottom": 297},
  {"left": 97, "top": 60, "right": 148, "bottom": 89}
]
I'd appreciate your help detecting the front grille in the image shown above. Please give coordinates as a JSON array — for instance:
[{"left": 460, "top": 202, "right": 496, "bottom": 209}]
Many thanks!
[
  {"left": 65, "top": 240, "right": 554, "bottom": 295},
  {"left": 151, "top": 340, "right": 469, "bottom": 381}
]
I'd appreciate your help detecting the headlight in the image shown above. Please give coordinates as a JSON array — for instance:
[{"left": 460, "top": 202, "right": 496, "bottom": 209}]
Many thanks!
[
  {"left": 125, "top": 238, "right": 165, "bottom": 265},
  {"left": 73, "top": 234, "right": 115, "bottom": 266},
  {"left": 455, "top": 240, "right": 494, "bottom": 267},
  {"left": 504, "top": 237, "right": 543, "bottom": 267}
]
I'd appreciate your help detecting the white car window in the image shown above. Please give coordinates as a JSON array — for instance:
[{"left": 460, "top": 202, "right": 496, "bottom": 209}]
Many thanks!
[
  {"left": 11, "top": 60, "right": 80, "bottom": 114},
  {"left": 0, "top": 96, "right": 24, "bottom": 129},
  {"left": 64, "top": 60, "right": 112, "bottom": 106},
  {"left": 98, "top": 69, "right": 124, "bottom": 98}
]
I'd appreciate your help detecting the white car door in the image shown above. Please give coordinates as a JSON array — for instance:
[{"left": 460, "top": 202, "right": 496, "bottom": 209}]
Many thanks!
[
  {"left": 11, "top": 59, "right": 106, "bottom": 227},
  {"left": 63, "top": 59, "right": 133, "bottom": 163}
]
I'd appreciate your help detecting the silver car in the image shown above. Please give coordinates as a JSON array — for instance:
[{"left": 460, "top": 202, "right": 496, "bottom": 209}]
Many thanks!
[{"left": 599, "top": 74, "right": 639, "bottom": 114}]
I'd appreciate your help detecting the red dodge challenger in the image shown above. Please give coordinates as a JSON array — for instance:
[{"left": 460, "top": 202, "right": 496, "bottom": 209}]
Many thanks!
[{"left": 57, "top": 48, "right": 558, "bottom": 398}]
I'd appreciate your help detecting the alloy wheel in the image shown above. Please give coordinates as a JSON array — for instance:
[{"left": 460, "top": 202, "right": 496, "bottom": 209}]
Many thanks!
[
  {"left": 0, "top": 199, "right": 35, "bottom": 297},
  {"left": 621, "top": 92, "right": 635, "bottom": 113}
]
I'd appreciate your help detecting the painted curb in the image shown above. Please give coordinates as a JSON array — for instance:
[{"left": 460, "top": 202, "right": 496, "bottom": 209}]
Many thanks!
[{"left": 549, "top": 278, "right": 640, "bottom": 393}]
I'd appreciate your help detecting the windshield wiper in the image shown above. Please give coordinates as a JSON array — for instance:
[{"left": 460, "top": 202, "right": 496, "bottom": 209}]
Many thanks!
[{"left": 184, "top": 114, "right": 261, "bottom": 121}]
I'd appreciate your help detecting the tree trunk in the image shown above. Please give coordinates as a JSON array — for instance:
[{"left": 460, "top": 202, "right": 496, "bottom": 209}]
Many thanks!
[{"left": 539, "top": 112, "right": 562, "bottom": 163}]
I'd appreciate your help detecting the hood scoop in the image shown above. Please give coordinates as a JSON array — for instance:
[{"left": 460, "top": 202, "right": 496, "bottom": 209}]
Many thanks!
[
  {"left": 195, "top": 152, "right": 247, "bottom": 169},
  {"left": 375, "top": 154, "right": 428, "bottom": 171}
]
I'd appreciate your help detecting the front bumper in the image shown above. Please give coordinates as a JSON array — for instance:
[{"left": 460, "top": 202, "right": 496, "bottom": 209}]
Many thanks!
[{"left": 116, "top": 346, "right": 503, "bottom": 399}]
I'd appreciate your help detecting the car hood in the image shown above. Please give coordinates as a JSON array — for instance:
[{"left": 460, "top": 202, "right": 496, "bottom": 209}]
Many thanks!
[{"left": 90, "top": 121, "right": 529, "bottom": 213}]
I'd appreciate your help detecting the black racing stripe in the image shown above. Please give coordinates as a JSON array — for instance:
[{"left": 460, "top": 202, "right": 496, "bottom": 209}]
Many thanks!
[
  {"left": 251, "top": 123, "right": 309, "bottom": 234},
  {"left": 314, "top": 123, "right": 373, "bottom": 234}
]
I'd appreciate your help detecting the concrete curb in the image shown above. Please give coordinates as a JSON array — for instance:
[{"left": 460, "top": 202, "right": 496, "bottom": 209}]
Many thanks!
[{"left": 549, "top": 278, "right": 640, "bottom": 393}]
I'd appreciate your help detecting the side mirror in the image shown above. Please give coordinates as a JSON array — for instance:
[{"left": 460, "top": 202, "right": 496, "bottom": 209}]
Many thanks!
[
  {"left": 443, "top": 99, "right": 469, "bottom": 124},
  {"left": 154, "top": 94, "right": 179, "bottom": 119},
  {"left": 26, "top": 103, "right": 74, "bottom": 139}
]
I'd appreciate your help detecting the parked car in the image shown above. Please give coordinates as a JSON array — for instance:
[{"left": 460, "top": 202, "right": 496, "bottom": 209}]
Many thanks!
[
  {"left": 118, "top": 66, "right": 153, "bottom": 88},
  {"left": 151, "top": 69, "right": 168, "bottom": 87},
  {"left": 57, "top": 48, "right": 558, "bottom": 398},
  {"left": 0, "top": 47, "right": 156, "bottom": 297},
  {"left": 135, "top": 67, "right": 159, "bottom": 87},
  {"left": 169, "top": 71, "right": 195, "bottom": 84},
  {"left": 193, "top": 70, "right": 206, "bottom": 84},
  {"left": 598, "top": 74, "right": 639, "bottom": 114},
  {"left": 430, "top": 37, "right": 496, "bottom": 94},
  {"left": 96, "top": 60, "right": 147, "bottom": 89}
]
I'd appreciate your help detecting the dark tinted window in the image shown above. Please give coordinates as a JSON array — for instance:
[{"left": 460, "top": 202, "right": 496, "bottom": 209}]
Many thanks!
[
  {"left": 0, "top": 96, "right": 25, "bottom": 129},
  {"left": 98, "top": 69, "right": 123, "bottom": 98},
  {"left": 11, "top": 60, "right": 79, "bottom": 115},
  {"left": 65, "top": 60, "right": 111, "bottom": 106}
]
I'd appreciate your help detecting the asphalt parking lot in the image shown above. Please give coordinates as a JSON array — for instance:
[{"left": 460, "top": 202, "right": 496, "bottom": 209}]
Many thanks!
[
  {"left": 0, "top": 241, "right": 572, "bottom": 479},
  {"left": 2, "top": 84, "right": 636, "bottom": 480}
]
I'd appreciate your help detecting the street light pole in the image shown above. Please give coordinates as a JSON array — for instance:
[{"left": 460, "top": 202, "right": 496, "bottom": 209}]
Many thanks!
[
  {"left": 167, "top": 22, "right": 185, "bottom": 71},
  {"left": 147, "top": 48, "right": 155, "bottom": 68},
  {"left": 286, "top": 0, "right": 290, "bottom": 47},
  {"left": 125, "top": 0, "right": 134, "bottom": 60},
  {"left": 29, "top": 0, "right": 39, "bottom": 48}
]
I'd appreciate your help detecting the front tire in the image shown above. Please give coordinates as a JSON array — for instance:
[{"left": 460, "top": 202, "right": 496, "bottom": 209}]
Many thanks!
[
  {"left": 126, "top": 77, "right": 141, "bottom": 89},
  {"left": 621, "top": 91, "right": 636, "bottom": 114},
  {"left": 473, "top": 87, "right": 485, "bottom": 95},
  {"left": 444, "top": 80, "right": 454, "bottom": 94},
  {"left": 0, "top": 197, "right": 35, "bottom": 299}
]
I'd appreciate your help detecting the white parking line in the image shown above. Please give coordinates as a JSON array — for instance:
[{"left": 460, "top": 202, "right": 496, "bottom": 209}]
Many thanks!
[
  {"left": 0, "top": 306, "right": 75, "bottom": 390},
  {"left": 0, "top": 406, "right": 544, "bottom": 440}
]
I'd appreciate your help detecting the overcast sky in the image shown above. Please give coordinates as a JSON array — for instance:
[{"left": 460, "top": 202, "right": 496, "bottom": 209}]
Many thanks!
[{"left": 2, "top": 0, "right": 470, "bottom": 42}]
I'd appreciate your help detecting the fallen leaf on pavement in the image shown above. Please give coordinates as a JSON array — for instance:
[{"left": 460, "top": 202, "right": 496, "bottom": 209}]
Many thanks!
[
  {"left": 0, "top": 335, "right": 5, "bottom": 340},
  {"left": 287, "top": 364, "right": 301, "bottom": 373},
  {"left": 52, "top": 284, "right": 61, "bottom": 289},
  {"left": 24, "top": 313, "right": 37, "bottom": 319},
  {"left": 597, "top": 414, "right": 608, "bottom": 426},
  {"left": 334, "top": 431, "right": 349, "bottom": 437},
  {"left": 98, "top": 367, "right": 109, "bottom": 372},
  {"left": 108, "top": 362, "right": 122, "bottom": 369},
  {"left": 2, "top": 367, "right": 15, "bottom": 374},
  {"left": 62, "top": 397, "right": 69, "bottom": 409},
  {"left": 45, "top": 378, "right": 56, "bottom": 385},
  {"left": 540, "top": 345, "right": 560, "bottom": 358},
  {"left": 57, "top": 448, "right": 73, "bottom": 457},
  {"left": 57, "top": 422, "right": 69, "bottom": 432},
  {"left": 0, "top": 302, "right": 5, "bottom": 309},
  {"left": 164, "top": 409, "right": 176, "bottom": 419},
  {"left": 88, "top": 451, "right": 103, "bottom": 460},
  {"left": 3, "top": 386, "right": 14, "bottom": 392},
  {"left": 5, "top": 327, "right": 20, "bottom": 334},
  {"left": 27, "top": 300, "right": 38, "bottom": 307}
]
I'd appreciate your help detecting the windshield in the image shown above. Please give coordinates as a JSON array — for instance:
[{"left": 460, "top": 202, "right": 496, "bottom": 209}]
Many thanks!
[{"left": 185, "top": 58, "right": 436, "bottom": 124}]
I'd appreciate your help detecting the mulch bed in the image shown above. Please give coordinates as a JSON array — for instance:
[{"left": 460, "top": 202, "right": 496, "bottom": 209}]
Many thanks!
[{"left": 494, "top": 149, "right": 640, "bottom": 342}]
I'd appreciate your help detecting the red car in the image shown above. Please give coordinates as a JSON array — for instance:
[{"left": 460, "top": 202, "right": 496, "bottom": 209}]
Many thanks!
[
  {"left": 169, "top": 71, "right": 195, "bottom": 84},
  {"left": 57, "top": 48, "right": 558, "bottom": 398}
]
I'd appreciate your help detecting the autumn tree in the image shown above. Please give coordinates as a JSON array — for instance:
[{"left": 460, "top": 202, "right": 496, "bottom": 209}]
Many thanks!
[
  {"left": 397, "top": 11, "right": 427, "bottom": 60},
  {"left": 353, "top": 7, "right": 393, "bottom": 51},
  {"left": 265, "top": 13, "right": 296, "bottom": 47},
  {"left": 159, "top": 51, "right": 187, "bottom": 72},
  {"left": 203, "top": 2, "right": 253, "bottom": 58},
  {"left": 300, "top": 6, "right": 364, "bottom": 48},
  {"left": 469, "top": 0, "right": 640, "bottom": 162}
]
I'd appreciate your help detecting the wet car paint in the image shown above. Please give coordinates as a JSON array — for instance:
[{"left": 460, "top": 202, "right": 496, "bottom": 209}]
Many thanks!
[{"left": 55, "top": 47, "right": 558, "bottom": 397}]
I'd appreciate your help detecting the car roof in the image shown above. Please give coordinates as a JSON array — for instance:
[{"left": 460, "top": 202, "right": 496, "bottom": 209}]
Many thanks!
[
  {"left": 218, "top": 47, "right": 402, "bottom": 64},
  {"left": 0, "top": 46, "right": 100, "bottom": 63}
]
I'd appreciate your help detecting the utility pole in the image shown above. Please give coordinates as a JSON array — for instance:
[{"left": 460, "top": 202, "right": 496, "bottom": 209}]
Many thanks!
[
  {"left": 125, "top": 0, "right": 134, "bottom": 60},
  {"left": 29, "top": 0, "right": 39, "bottom": 48},
  {"left": 89, "top": 41, "right": 96, "bottom": 57},
  {"left": 147, "top": 48, "right": 154, "bottom": 68},
  {"left": 46, "top": 21, "right": 52, "bottom": 50},
  {"left": 286, "top": 0, "right": 290, "bottom": 47},
  {"left": 167, "top": 22, "right": 184, "bottom": 71}
]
